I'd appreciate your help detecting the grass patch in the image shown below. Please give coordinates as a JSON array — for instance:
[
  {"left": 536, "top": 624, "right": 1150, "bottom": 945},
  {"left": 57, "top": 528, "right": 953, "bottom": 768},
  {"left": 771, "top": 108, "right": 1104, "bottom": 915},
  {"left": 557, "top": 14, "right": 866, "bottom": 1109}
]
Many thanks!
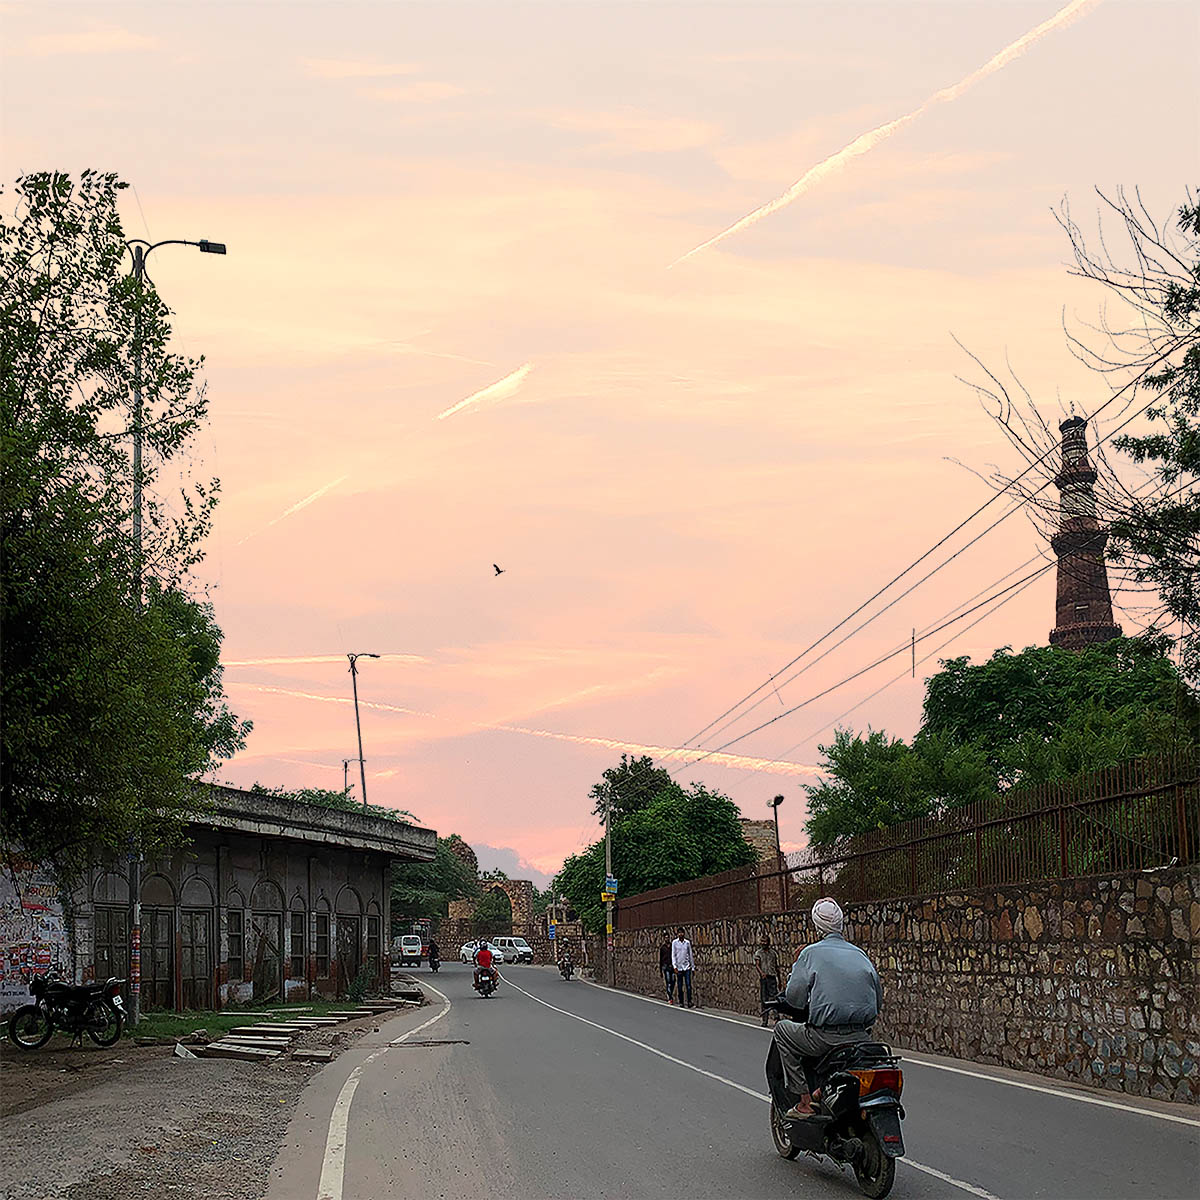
[{"left": 126, "top": 998, "right": 347, "bottom": 1042}]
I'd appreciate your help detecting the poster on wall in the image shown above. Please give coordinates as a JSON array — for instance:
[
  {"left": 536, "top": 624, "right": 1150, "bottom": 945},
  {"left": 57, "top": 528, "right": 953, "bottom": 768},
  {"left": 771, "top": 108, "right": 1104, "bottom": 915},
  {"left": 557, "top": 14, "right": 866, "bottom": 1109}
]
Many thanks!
[{"left": 0, "top": 855, "right": 69, "bottom": 1013}]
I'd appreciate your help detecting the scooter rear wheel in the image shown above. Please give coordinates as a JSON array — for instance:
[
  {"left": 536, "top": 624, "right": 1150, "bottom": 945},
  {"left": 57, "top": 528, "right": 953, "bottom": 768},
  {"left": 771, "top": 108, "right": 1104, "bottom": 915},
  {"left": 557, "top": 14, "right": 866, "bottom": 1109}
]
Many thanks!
[
  {"left": 769, "top": 1101, "right": 801, "bottom": 1160},
  {"left": 852, "top": 1128, "right": 895, "bottom": 1199}
]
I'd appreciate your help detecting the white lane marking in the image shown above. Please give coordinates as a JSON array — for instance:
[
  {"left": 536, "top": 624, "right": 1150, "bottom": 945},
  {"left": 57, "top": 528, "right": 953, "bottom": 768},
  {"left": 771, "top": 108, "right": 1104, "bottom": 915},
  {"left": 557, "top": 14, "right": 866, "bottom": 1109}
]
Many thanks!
[
  {"left": 504, "top": 974, "right": 1000, "bottom": 1200},
  {"left": 581, "top": 975, "right": 1200, "bottom": 1130},
  {"left": 897, "top": 1053, "right": 1200, "bottom": 1129},
  {"left": 316, "top": 983, "right": 451, "bottom": 1200}
]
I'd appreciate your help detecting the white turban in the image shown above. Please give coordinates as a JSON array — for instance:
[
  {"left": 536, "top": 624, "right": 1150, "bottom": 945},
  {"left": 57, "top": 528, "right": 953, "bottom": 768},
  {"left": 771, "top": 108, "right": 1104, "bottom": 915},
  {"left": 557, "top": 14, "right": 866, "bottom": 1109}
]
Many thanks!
[{"left": 812, "top": 897, "right": 844, "bottom": 936}]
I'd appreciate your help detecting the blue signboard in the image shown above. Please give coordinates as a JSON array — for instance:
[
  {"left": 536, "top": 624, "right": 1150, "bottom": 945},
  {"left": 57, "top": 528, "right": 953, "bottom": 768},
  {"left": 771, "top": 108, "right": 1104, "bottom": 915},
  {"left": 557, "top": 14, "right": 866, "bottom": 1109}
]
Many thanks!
[{"left": 605, "top": 876, "right": 618, "bottom": 894}]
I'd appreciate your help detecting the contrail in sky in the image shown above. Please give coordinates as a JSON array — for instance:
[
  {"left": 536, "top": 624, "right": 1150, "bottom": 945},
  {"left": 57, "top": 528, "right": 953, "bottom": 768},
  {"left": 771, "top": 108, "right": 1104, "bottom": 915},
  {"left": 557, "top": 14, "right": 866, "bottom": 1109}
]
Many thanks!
[
  {"left": 436, "top": 362, "right": 533, "bottom": 420},
  {"left": 229, "top": 682, "right": 816, "bottom": 778},
  {"left": 670, "top": 0, "right": 1099, "bottom": 267},
  {"left": 236, "top": 475, "right": 348, "bottom": 545}
]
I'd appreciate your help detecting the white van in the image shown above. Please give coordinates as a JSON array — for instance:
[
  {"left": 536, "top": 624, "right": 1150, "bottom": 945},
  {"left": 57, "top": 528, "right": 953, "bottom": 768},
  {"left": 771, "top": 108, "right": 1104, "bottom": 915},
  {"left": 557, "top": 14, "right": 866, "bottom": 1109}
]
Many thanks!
[
  {"left": 396, "top": 935, "right": 422, "bottom": 966},
  {"left": 494, "top": 936, "right": 533, "bottom": 964}
]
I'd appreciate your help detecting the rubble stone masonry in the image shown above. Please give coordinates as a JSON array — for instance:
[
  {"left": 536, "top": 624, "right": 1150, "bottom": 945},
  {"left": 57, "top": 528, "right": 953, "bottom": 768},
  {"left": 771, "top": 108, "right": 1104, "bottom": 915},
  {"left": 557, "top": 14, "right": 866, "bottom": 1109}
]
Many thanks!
[{"left": 594, "top": 867, "right": 1199, "bottom": 1104}]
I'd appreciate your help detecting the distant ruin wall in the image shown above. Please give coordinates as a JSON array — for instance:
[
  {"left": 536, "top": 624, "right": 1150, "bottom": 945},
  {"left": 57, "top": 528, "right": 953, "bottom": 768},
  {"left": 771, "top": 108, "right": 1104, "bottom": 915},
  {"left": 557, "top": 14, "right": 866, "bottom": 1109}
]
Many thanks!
[{"left": 590, "top": 867, "right": 1199, "bottom": 1104}]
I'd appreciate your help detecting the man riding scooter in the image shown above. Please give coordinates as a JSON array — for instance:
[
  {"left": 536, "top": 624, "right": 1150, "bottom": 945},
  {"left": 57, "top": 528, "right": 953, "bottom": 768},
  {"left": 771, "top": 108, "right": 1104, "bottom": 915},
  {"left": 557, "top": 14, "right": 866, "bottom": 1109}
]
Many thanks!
[
  {"left": 772, "top": 898, "right": 883, "bottom": 1118},
  {"left": 473, "top": 941, "right": 498, "bottom": 992}
]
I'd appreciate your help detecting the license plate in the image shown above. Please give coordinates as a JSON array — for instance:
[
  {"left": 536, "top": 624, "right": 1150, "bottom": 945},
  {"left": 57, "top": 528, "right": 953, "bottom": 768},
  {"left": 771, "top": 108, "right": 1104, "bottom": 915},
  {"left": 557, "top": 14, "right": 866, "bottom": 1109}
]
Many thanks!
[{"left": 113, "top": 998, "right": 125, "bottom": 1011}]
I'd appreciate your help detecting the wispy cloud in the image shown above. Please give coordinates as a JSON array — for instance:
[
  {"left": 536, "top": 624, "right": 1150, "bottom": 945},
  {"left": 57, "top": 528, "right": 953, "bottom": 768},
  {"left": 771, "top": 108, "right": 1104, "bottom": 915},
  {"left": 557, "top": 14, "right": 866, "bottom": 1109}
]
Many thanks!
[
  {"left": 224, "top": 653, "right": 430, "bottom": 668},
  {"left": 301, "top": 58, "right": 416, "bottom": 79},
  {"left": 671, "top": 0, "right": 1099, "bottom": 266},
  {"left": 436, "top": 362, "right": 534, "bottom": 421},
  {"left": 20, "top": 26, "right": 157, "bottom": 56},
  {"left": 236, "top": 475, "right": 347, "bottom": 546},
  {"left": 496, "top": 723, "right": 821, "bottom": 778},
  {"left": 229, "top": 683, "right": 437, "bottom": 720}
]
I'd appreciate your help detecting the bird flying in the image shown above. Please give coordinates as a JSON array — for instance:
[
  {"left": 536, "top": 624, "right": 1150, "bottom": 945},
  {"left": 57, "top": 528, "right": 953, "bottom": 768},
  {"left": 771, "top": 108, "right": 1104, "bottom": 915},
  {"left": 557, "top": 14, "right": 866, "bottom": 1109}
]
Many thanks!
[{"left": 493, "top": 563, "right": 506, "bottom": 576}]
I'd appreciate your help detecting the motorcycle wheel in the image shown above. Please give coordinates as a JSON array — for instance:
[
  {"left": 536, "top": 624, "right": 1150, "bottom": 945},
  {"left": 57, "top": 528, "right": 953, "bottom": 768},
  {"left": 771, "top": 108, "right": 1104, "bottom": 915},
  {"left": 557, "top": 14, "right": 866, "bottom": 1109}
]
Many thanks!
[
  {"left": 8, "top": 1005, "right": 53, "bottom": 1050},
  {"left": 87, "top": 1006, "right": 123, "bottom": 1047},
  {"left": 769, "top": 1101, "right": 801, "bottom": 1160},
  {"left": 852, "top": 1128, "right": 895, "bottom": 1199}
]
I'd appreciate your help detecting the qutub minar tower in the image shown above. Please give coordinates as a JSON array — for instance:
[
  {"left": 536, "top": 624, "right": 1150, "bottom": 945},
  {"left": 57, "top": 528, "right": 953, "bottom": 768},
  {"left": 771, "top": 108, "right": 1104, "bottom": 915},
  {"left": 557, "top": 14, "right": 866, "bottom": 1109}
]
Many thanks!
[{"left": 1048, "top": 416, "right": 1122, "bottom": 650}]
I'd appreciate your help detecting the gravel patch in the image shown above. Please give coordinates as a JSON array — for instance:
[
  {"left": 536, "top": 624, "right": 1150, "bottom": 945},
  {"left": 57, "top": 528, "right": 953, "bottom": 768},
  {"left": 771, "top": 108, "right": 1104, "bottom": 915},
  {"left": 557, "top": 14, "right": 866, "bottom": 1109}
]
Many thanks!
[{"left": 0, "top": 1016, "right": 385, "bottom": 1200}]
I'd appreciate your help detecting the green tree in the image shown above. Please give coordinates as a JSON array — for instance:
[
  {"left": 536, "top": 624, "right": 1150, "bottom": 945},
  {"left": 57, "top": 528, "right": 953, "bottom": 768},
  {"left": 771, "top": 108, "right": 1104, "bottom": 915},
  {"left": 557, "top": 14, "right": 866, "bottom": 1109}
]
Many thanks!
[
  {"left": 1, "top": 172, "right": 247, "bottom": 870},
  {"left": 922, "top": 639, "right": 1197, "bottom": 784},
  {"left": 391, "top": 835, "right": 479, "bottom": 928},
  {"left": 557, "top": 763, "right": 757, "bottom": 932},
  {"left": 804, "top": 638, "right": 1198, "bottom": 845},
  {"left": 590, "top": 753, "right": 680, "bottom": 823},
  {"left": 802, "top": 729, "right": 993, "bottom": 846}
]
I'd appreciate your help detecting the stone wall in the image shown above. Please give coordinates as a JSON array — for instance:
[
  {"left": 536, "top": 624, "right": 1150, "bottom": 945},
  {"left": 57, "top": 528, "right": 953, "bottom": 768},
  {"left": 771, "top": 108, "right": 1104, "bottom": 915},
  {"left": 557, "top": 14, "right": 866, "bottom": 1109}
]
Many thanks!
[
  {"left": 593, "top": 867, "right": 1199, "bottom": 1104},
  {"left": 439, "top": 919, "right": 579, "bottom": 966}
]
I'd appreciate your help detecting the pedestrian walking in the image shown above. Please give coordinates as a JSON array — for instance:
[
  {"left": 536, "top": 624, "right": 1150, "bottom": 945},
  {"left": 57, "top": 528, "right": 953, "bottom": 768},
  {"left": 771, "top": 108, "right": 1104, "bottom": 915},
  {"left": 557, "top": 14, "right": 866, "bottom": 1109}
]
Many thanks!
[
  {"left": 671, "top": 926, "right": 695, "bottom": 1008},
  {"left": 754, "top": 935, "right": 780, "bottom": 1026},
  {"left": 659, "top": 935, "right": 676, "bottom": 1003}
]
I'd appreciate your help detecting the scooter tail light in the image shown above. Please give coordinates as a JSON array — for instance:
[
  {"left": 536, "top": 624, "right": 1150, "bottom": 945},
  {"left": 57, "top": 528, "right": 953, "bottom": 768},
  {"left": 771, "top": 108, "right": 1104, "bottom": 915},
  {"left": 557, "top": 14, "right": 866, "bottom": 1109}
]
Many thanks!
[{"left": 849, "top": 1067, "right": 903, "bottom": 1097}]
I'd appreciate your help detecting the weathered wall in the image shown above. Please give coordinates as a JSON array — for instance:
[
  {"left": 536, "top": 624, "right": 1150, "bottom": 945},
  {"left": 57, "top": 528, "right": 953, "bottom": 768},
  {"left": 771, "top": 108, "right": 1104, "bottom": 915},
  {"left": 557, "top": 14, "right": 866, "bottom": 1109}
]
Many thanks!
[
  {"left": 0, "top": 855, "right": 71, "bottom": 1014},
  {"left": 593, "top": 867, "right": 1199, "bottom": 1104},
  {"left": 439, "top": 918, "right": 585, "bottom": 966}
]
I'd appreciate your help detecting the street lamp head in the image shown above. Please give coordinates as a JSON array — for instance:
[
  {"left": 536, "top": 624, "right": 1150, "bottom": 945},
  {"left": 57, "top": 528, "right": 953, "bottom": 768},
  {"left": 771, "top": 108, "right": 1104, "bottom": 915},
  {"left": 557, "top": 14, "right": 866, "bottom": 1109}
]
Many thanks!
[
  {"left": 198, "top": 240, "right": 227, "bottom": 255},
  {"left": 366, "top": 653, "right": 380, "bottom": 658},
  {"left": 770, "top": 794, "right": 784, "bottom": 808}
]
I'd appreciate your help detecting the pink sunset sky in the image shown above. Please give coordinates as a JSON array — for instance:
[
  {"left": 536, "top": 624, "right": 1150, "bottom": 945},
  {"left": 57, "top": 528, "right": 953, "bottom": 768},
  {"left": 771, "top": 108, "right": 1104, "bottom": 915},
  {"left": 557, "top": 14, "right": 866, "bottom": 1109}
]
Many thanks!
[{"left": 4, "top": 1, "right": 1196, "bottom": 883}]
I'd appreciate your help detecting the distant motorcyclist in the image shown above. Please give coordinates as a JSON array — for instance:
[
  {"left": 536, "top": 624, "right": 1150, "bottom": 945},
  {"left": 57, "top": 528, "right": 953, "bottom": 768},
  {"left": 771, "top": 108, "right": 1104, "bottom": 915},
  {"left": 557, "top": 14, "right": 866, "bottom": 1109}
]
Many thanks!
[
  {"left": 427, "top": 937, "right": 440, "bottom": 965},
  {"left": 559, "top": 944, "right": 575, "bottom": 978},
  {"left": 473, "top": 941, "right": 496, "bottom": 990},
  {"left": 772, "top": 898, "right": 882, "bottom": 1118}
]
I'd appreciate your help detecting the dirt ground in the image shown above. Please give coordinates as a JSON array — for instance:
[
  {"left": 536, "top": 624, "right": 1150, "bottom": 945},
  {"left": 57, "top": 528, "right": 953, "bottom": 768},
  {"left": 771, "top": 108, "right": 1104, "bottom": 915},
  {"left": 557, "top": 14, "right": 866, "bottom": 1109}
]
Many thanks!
[{"left": 0, "top": 1013, "right": 390, "bottom": 1200}]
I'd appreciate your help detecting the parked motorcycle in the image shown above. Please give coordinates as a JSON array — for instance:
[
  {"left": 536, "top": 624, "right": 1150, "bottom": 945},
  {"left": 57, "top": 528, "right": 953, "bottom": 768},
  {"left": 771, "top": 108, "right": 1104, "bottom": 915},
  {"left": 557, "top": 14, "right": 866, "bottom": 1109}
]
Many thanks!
[
  {"left": 473, "top": 966, "right": 498, "bottom": 998},
  {"left": 763, "top": 996, "right": 904, "bottom": 1199},
  {"left": 8, "top": 973, "right": 127, "bottom": 1050},
  {"left": 558, "top": 958, "right": 575, "bottom": 980}
]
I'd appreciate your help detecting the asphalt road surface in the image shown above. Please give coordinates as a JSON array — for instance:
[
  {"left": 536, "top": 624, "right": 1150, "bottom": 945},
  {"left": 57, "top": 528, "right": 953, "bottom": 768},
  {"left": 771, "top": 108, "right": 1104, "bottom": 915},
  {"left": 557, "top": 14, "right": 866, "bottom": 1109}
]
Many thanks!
[{"left": 267, "top": 964, "right": 1199, "bottom": 1200}]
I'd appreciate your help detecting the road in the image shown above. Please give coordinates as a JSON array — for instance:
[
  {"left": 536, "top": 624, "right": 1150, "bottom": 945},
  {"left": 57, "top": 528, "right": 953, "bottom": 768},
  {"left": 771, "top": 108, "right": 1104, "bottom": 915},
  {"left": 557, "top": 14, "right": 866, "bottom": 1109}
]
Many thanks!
[{"left": 267, "top": 964, "right": 1199, "bottom": 1200}]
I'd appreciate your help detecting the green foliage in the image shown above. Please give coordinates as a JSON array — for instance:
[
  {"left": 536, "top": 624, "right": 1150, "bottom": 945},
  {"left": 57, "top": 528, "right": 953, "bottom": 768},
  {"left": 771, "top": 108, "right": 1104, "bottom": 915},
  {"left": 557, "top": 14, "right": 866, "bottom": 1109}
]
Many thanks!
[
  {"left": 348, "top": 963, "right": 373, "bottom": 1004},
  {"left": 804, "top": 638, "right": 1198, "bottom": 845},
  {"left": 557, "top": 761, "right": 757, "bottom": 932},
  {"left": 390, "top": 835, "right": 479, "bottom": 929},
  {"left": 473, "top": 884, "right": 513, "bottom": 927},
  {"left": 802, "top": 729, "right": 993, "bottom": 846},
  {"left": 590, "top": 753, "right": 679, "bottom": 823},
  {"left": 1, "top": 171, "right": 248, "bottom": 871},
  {"left": 247, "top": 781, "right": 415, "bottom": 824}
]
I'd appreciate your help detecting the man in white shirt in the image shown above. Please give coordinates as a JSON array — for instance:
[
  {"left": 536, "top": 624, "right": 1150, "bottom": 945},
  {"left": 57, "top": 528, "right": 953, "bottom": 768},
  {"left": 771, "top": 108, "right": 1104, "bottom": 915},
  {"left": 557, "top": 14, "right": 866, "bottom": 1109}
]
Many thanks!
[{"left": 671, "top": 927, "right": 695, "bottom": 1008}]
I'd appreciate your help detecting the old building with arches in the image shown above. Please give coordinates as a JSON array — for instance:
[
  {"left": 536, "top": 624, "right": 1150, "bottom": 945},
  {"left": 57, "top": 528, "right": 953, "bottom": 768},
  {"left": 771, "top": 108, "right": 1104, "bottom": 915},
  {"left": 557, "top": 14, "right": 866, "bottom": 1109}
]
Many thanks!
[{"left": 9, "top": 785, "right": 435, "bottom": 1013}]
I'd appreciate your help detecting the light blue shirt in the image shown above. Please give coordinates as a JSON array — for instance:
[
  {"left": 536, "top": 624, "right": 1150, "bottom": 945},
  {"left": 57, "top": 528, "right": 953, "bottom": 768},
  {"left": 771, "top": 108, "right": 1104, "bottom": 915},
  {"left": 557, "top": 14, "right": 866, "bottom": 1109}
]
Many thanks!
[{"left": 784, "top": 933, "right": 882, "bottom": 1027}]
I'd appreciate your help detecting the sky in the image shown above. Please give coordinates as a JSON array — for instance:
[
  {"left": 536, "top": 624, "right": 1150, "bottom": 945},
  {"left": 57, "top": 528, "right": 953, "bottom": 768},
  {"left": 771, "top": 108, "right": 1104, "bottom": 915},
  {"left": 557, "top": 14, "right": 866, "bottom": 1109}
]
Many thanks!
[{"left": 4, "top": 0, "right": 1197, "bottom": 882}]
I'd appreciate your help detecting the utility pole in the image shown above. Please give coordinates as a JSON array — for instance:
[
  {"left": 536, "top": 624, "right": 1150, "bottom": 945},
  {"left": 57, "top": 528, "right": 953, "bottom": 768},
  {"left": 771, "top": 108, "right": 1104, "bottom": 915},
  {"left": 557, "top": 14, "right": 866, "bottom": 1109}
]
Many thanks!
[
  {"left": 769, "top": 794, "right": 785, "bottom": 911},
  {"left": 347, "top": 653, "right": 379, "bottom": 810},
  {"left": 604, "top": 794, "right": 615, "bottom": 986},
  {"left": 124, "top": 234, "right": 225, "bottom": 1025}
]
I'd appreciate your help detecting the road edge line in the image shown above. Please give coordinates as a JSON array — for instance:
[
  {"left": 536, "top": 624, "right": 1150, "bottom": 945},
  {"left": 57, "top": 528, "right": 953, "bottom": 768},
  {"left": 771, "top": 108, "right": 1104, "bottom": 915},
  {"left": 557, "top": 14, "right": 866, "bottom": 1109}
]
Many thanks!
[{"left": 315, "top": 984, "right": 451, "bottom": 1200}]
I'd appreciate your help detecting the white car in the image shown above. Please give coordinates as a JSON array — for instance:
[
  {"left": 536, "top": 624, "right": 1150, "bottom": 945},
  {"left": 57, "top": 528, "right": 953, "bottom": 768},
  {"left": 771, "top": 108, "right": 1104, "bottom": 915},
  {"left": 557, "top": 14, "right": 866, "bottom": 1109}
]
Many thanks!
[{"left": 460, "top": 940, "right": 504, "bottom": 964}]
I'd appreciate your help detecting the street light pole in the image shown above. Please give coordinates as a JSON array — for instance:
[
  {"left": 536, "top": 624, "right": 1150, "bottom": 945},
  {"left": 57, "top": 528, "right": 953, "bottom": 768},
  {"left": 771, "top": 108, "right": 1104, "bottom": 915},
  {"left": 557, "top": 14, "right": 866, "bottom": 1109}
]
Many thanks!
[
  {"left": 769, "top": 794, "right": 785, "bottom": 911},
  {"left": 604, "top": 795, "right": 615, "bottom": 987},
  {"left": 125, "top": 237, "right": 226, "bottom": 598},
  {"left": 123, "top": 235, "right": 225, "bottom": 1025},
  {"left": 347, "top": 653, "right": 379, "bottom": 810}
]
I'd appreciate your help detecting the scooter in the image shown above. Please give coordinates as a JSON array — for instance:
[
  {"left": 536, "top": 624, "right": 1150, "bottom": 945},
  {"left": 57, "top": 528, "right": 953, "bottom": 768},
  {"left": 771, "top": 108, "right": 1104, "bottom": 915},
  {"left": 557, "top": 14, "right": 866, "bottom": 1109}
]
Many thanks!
[
  {"left": 763, "top": 996, "right": 905, "bottom": 1199},
  {"left": 473, "top": 966, "right": 498, "bottom": 998},
  {"left": 429, "top": 953, "right": 440, "bottom": 973}
]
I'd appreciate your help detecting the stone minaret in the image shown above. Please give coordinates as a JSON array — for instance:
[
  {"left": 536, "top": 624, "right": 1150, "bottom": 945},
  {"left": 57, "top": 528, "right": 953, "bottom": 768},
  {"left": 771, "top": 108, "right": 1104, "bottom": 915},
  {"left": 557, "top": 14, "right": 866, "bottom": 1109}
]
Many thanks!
[{"left": 1048, "top": 416, "right": 1122, "bottom": 650}]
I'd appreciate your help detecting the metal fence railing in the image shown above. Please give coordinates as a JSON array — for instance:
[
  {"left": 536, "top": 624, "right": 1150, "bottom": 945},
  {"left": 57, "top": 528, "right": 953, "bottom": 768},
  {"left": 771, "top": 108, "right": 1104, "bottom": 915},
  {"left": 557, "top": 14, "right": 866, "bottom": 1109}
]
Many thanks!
[{"left": 617, "top": 756, "right": 1198, "bottom": 931}]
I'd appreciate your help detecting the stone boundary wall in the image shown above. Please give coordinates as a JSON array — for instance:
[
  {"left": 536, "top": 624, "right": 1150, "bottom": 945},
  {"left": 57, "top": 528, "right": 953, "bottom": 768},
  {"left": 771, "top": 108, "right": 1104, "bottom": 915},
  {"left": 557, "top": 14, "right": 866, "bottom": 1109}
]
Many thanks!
[
  {"left": 439, "top": 919, "right": 580, "bottom": 966},
  {"left": 592, "top": 867, "right": 1199, "bottom": 1104}
]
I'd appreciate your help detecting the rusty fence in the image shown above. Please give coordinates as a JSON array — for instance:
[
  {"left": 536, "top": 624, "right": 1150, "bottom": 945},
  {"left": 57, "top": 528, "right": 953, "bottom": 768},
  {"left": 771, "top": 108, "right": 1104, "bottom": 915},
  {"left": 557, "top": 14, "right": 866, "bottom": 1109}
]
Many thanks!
[{"left": 618, "top": 755, "right": 1198, "bottom": 931}]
